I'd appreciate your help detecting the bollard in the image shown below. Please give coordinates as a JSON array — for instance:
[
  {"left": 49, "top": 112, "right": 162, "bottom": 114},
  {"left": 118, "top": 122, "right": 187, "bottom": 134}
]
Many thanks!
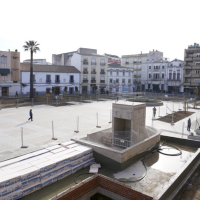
[
  {"left": 47, "top": 97, "right": 48, "bottom": 105},
  {"left": 182, "top": 122, "right": 185, "bottom": 138},
  {"left": 21, "top": 127, "right": 28, "bottom": 148},
  {"left": 171, "top": 113, "right": 174, "bottom": 126},
  {"left": 52, "top": 121, "right": 57, "bottom": 140},
  {"left": 96, "top": 113, "right": 101, "bottom": 128},
  {"left": 109, "top": 109, "right": 112, "bottom": 123},
  {"left": 74, "top": 116, "right": 79, "bottom": 133},
  {"left": 158, "top": 106, "right": 161, "bottom": 117},
  {"left": 173, "top": 101, "right": 174, "bottom": 112}
]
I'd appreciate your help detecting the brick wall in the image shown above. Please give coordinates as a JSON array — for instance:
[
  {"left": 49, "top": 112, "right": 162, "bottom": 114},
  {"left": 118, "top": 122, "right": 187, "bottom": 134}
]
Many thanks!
[{"left": 53, "top": 174, "right": 153, "bottom": 200}]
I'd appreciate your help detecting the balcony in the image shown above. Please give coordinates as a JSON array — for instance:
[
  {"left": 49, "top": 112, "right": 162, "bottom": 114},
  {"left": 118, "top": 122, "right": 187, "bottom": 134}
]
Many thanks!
[
  {"left": 91, "top": 62, "right": 96, "bottom": 65},
  {"left": 91, "top": 71, "right": 96, "bottom": 74},
  {"left": 133, "top": 61, "right": 142, "bottom": 63},
  {"left": 91, "top": 80, "right": 96, "bottom": 83},
  {"left": 55, "top": 80, "right": 60, "bottom": 83},
  {"left": 83, "top": 71, "right": 88, "bottom": 74},
  {"left": 185, "top": 57, "right": 193, "bottom": 61},
  {"left": 134, "top": 75, "right": 141, "bottom": 78},
  {"left": 167, "top": 79, "right": 181, "bottom": 82},
  {"left": 133, "top": 68, "right": 141, "bottom": 71},
  {"left": 83, "top": 80, "right": 88, "bottom": 83},
  {"left": 100, "top": 80, "right": 105, "bottom": 83},
  {"left": 134, "top": 80, "right": 141, "bottom": 84},
  {"left": 100, "top": 63, "right": 106, "bottom": 66},
  {"left": 122, "top": 83, "right": 125, "bottom": 86},
  {"left": 83, "top": 61, "right": 88, "bottom": 65},
  {"left": 100, "top": 71, "right": 105, "bottom": 74},
  {"left": 69, "top": 80, "right": 74, "bottom": 83},
  {"left": 125, "top": 62, "right": 129, "bottom": 64},
  {"left": 46, "top": 80, "right": 51, "bottom": 83},
  {"left": 193, "top": 57, "right": 200, "bottom": 61},
  {"left": 128, "top": 82, "right": 131, "bottom": 86}
]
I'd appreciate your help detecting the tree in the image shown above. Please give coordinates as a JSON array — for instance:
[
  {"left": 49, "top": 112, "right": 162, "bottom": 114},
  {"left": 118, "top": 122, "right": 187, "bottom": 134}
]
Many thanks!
[
  {"left": 64, "top": 86, "right": 68, "bottom": 94},
  {"left": 75, "top": 86, "right": 78, "bottom": 94},
  {"left": 23, "top": 41, "right": 40, "bottom": 98}
]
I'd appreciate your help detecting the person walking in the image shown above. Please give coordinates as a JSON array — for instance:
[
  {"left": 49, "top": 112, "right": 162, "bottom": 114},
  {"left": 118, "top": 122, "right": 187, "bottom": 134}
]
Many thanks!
[
  {"left": 28, "top": 109, "right": 33, "bottom": 121},
  {"left": 153, "top": 107, "right": 157, "bottom": 118},
  {"left": 187, "top": 118, "right": 191, "bottom": 131}
]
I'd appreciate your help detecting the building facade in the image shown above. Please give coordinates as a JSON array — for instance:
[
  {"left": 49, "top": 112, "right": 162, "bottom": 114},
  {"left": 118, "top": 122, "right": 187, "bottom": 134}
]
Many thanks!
[
  {"left": 146, "top": 58, "right": 168, "bottom": 93},
  {"left": 167, "top": 59, "right": 184, "bottom": 93},
  {"left": 0, "top": 50, "right": 20, "bottom": 96},
  {"left": 122, "top": 50, "right": 163, "bottom": 91},
  {"left": 107, "top": 63, "right": 134, "bottom": 93},
  {"left": 23, "top": 59, "right": 51, "bottom": 65},
  {"left": 20, "top": 63, "right": 80, "bottom": 95},
  {"left": 71, "top": 48, "right": 108, "bottom": 94},
  {"left": 52, "top": 51, "right": 76, "bottom": 66},
  {"left": 183, "top": 43, "right": 200, "bottom": 95}
]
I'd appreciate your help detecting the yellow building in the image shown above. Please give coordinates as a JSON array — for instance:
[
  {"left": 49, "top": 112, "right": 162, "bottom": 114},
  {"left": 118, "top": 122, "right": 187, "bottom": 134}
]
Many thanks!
[{"left": 0, "top": 50, "right": 20, "bottom": 96}]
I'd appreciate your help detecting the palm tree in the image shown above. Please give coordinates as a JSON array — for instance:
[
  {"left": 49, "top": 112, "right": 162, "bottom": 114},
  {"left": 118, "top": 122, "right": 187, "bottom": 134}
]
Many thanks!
[{"left": 23, "top": 41, "right": 40, "bottom": 98}]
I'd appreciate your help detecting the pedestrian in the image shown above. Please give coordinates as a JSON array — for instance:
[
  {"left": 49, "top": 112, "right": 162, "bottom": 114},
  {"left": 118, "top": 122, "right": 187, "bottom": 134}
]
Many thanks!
[
  {"left": 153, "top": 107, "right": 157, "bottom": 117},
  {"left": 15, "top": 91, "right": 18, "bottom": 97},
  {"left": 28, "top": 109, "right": 33, "bottom": 121},
  {"left": 187, "top": 118, "right": 191, "bottom": 131},
  {"left": 116, "top": 97, "right": 119, "bottom": 101}
]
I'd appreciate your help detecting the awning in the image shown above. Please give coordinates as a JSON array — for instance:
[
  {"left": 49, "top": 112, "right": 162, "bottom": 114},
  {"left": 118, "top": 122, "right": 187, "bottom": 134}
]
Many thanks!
[
  {"left": 0, "top": 85, "right": 12, "bottom": 87},
  {"left": 0, "top": 68, "right": 10, "bottom": 74}
]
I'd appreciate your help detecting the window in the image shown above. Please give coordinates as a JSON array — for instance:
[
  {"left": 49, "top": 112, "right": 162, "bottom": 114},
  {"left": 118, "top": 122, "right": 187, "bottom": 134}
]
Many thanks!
[
  {"left": 185, "top": 78, "right": 191, "bottom": 83},
  {"left": 162, "top": 74, "right": 164, "bottom": 78},
  {"left": 110, "top": 79, "right": 112, "bottom": 83},
  {"left": 149, "top": 73, "right": 151, "bottom": 78},
  {"left": 116, "top": 70, "right": 119, "bottom": 76},
  {"left": 100, "top": 76, "right": 105, "bottom": 83},
  {"left": 116, "top": 79, "right": 119, "bottom": 83},
  {"left": 83, "top": 58, "right": 88, "bottom": 65},
  {"left": 129, "top": 71, "right": 131, "bottom": 76},
  {"left": 194, "top": 79, "right": 200, "bottom": 83},
  {"left": 169, "top": 73, "right": 172, "bottom": 80},
  {"left": 149, "top": 66, "right": 151, "bottom": 69},
  {"left": 196, "top": 62, "right": 200, "bottom": 66},
  {"left": 33, "top": 74, "right": 36, "bottom": 82},
  {"left": 46, "top": 75, "right": 51, "bottom": 83},
  {"left": 91, "top": 58, "right": 96, "bottom": 65},
  {"left": 46, "top": 88, "right": 51, "bottom": 94},
  {"left": 100, "top": 59, "right": 105, "bottom": 66},
  {"left": 128, "top": 79, "right": 131, "bottom": 83},
  {"left": 123, "top": 71, "right": 125, "bottom": 76},
  {"left": 55, "top": 75, "right": 60, "bottom": 83},
  {"left": 173, "top": 73, "right": 176, "bottom": 80},
  {"left": 186, "top": 70, "right": 191, "bottom": 74},
  {"left": 162, "top": 66, "right": 164, "bottom": 69},
  {"left": 122, "top": 79, "right": 125, "bottom": 83},
  {"left": 83, "top": 67, "right": 88, "bottom": 74},
  {"left": 70, "top": 75, "right": 74, "bottom": 83},
  {"left": 110, "top": 70, "right": 112, "bottom": 76},
  {"left": 177, "top": 73, "right": 180, "bottom": 80},
  {"left": 196, "top": 70, "right": 200, "bottom": 74},
  {"left": 0, "top": 56, "right": 7, "bottom": 64}
]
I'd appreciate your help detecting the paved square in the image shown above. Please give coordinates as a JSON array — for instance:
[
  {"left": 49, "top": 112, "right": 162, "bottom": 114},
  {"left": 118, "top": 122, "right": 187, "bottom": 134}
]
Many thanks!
[{"left": 0, "top": 99, "right": 199, "bottom": 161}]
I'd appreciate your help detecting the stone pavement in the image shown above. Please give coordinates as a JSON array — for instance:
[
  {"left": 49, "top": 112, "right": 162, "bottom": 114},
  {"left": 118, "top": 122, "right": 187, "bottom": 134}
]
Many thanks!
[{"left": 0, "top": 99, "right": 199, "bottom": 162}]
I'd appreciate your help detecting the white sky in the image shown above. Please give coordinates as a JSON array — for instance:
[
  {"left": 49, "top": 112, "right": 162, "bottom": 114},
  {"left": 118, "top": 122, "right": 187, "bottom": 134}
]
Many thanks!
[{"left": 0, "top": 0, "right": 200, "bottom": 63}]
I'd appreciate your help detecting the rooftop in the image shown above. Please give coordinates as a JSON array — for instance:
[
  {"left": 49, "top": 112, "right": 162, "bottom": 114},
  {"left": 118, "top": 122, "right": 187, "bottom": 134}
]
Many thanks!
[
  {"left": 20, "top": 63, "right": 81, "bottom": 73},
  {"left": 104, "top": 53, "right": 120, "bottom": 58}
]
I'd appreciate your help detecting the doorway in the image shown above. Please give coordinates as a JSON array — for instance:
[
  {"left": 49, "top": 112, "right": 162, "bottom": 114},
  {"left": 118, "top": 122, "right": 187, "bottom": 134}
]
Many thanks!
[
  {"left": 2, "top": 87, "right": 8, "bottom": 96},
  {"left": 69, "top": 87, "right": 74, "bottom": 94}
]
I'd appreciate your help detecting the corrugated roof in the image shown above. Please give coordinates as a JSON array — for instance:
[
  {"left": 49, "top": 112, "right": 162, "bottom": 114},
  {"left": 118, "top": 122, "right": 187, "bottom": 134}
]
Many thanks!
[{"left": 20, "top": 63, "right": 81, "bottom": 73}]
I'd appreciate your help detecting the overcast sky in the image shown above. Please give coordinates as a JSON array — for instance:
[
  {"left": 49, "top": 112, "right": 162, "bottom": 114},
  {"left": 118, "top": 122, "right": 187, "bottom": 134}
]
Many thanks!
[{"left": 0, "top": 0, "right": 199, "bottom": 63}]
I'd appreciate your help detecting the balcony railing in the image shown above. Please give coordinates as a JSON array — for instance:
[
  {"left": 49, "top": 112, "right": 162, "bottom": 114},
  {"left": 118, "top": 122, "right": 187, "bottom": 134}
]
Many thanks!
[
  {"left": 134, "top": 80, "right": 141, "bottom": 84},
  {"left": 125, "top": 62, "right": 129, "bottom": 64},
  {"left": 46, "top": 80, "right": 51, "bottom": 83},
  {"left": 91, "top": 62, "right": 96, "bottom": 65},
  {"left": 91, "top": 71, "right": 96, "bottom": 74},
  {"left": 100, "top": 63, "right": 106, "bottom": 66},
  {"left": 134, "top": 75, "right": 141, "bottom": 78},
  {"left": 133, "top": 69, "right": 141, "bottom": 71},
  {"left": 91, "top": 80, "right": 96, "bottom": 83},
  {"left": 133, "top": 61, "right": 142, "bottom": 63},
  {"left": 69, "top": 80, "right": 74, "bottom": 83},
  {"left": 55, "top": 80, "right": 60, "bottom": 83},
  {"left": 167, "top": 79, "right": 181, "bottom": 81},
  {"left": 100, "top": 80, "right": 105, "bottom": 83},
  {"left": 83, "top": 80, "right": 88, "bottom": 83},
  {"left": 83, "top": 71, "right": 88, "bottom": 74},
  {"left": 83, "top": 61, "right": 88, "bottom": 65},
  {"left": 100, "top": 71, "right": 105, "bottom": 74}
]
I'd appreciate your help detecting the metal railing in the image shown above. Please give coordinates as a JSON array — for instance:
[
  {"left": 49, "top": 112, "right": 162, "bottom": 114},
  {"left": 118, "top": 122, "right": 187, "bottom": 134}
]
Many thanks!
[
  {"left": 91, "top": 62, "right": 96, "bottom": 65},
  {"left": 83, "top": 61, "right": 88, "bottom": 65},
  {"left": 112, "top": 137, "right": 133, "bottom": 148},
  {"left": 83, "top": 80, "right": 88, "bottom": 83},
  {"left": 83, "top": 71, "right": 88, "bottom": 74}
]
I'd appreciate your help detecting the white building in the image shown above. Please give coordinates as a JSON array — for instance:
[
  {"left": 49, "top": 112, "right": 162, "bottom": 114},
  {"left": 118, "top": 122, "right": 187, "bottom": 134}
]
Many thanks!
[
  {"left": 107, "top": 63, "right": 134, "bottom": 93},
  {"left": 167, "top": 58, "right": 184, "bottom": 93},
  {"left": 146, "top": 57, "right": 169, "bottom": 92},
  {"left": 0, "top": 50, "right": 21, "bottom": 96},
  {"left": 20, "top": 63, "right": 80, "bottom": 95},
  {"left": 122, "top": 50, "right": 163, "bottom": 91}
]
